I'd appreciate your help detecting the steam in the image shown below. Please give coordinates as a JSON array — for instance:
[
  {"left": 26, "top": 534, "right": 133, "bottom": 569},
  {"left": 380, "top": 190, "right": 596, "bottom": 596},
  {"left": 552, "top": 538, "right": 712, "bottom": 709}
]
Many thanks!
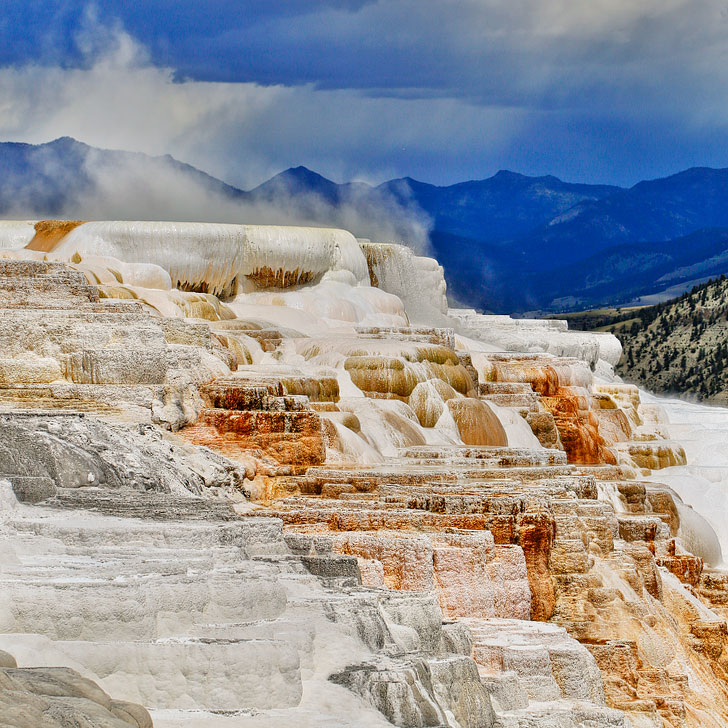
[
  {"left": 0, "top": 142, "right": 433, "bottom": 254},
  {"left": 0, "top": 10, "right": 432, "bottom": 251},
  {"left": 0, "top": 9, "right": 508, "bottom": 248}
]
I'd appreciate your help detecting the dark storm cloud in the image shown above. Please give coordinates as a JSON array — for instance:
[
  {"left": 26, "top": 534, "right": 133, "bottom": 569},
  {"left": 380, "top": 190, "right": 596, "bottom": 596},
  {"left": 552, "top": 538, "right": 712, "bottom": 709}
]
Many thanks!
[{"left": 7, "top": 0, "right": 722, "bottom": 108}]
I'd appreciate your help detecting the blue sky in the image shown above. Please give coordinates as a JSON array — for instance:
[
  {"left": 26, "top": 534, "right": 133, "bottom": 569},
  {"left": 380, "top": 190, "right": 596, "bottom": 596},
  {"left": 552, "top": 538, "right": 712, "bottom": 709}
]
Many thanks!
[{"left": 1, "top": 1, "right": 728, "bottom": 187}]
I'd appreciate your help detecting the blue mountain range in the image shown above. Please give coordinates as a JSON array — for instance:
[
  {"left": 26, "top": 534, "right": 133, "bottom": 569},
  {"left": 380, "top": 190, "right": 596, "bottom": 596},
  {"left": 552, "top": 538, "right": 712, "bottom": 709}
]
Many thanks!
[{"left": 3, "top": 137, "right": 728, "bottom": 313}]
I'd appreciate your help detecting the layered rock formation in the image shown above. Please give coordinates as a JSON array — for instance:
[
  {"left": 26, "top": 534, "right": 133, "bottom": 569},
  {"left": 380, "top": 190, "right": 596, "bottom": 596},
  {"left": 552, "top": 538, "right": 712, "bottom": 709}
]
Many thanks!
[
  {"left": 0, "top": 645, "right": 152, "bottom": 728},
  {"left": 0, "top": 222, "right": 727, "bottom": 728}
]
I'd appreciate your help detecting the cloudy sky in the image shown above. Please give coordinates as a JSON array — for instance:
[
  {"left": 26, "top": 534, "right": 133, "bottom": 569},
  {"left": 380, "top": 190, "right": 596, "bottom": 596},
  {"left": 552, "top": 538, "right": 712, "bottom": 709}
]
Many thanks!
[{"left": 1, "top": 0, "right": 728, "bottom": 188}]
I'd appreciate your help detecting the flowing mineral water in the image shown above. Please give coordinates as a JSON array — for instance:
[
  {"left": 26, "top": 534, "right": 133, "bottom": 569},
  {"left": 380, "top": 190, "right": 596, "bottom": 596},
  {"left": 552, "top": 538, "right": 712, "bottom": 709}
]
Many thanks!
[
  {"left": 359, "top": 242, "right": 450, "bottom": 325},
  {"left": 642, "top": 392, "right": 728, "bottom": 566}
]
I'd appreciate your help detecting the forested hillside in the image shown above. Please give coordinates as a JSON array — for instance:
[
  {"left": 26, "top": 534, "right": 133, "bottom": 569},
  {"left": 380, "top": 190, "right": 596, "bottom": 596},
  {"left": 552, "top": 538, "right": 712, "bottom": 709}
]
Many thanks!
[{"left": 562, "top": 276, "right": 728, "bottom": 403}]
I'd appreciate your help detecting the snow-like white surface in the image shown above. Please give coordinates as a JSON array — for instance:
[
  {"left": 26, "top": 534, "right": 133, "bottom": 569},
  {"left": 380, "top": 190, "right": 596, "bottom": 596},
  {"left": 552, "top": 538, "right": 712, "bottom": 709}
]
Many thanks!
[
  {"left": 0, "top": 481, "right": 393, "bottom": 722},
  {"left": 451, "top": 308, "right": 622, "bottom": 368},
  {"left": 232, "top": 272, "right": 408, "bottom": 330},
  {"left": 642, "top": 392, "right": 728, "bottom": 566},
  {"left": 0, "top": 220, "right": 36, "bottom": 249},
  {"left": 52, "top": 222, "right": 370, "bottom": 296},
  {"left": 363, "top": 243, "right": 449, "bottom": 325}
]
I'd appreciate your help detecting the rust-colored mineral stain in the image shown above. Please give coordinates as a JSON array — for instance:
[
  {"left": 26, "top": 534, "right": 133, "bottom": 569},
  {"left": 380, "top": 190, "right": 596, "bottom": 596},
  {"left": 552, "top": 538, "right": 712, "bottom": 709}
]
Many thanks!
[
  {"left": 25, "top": 220, "right": 86, "bottom": 252},
  {"left": 491, "top": 360, "right": 560, "bottom": 397},
  {"left": 519, "top": 509, "right": 556, "bottom": 621},
  {"left": 246, "top": 266, "right": 315, "bottom": 289},
  {"left": 360, "top": 243, "right": 393, "bottom": 288},
  {"left": 541, "top": 387, "right": 614, "bottom": 465},
  {"left": 181, "top": 407, "right": 326, "bottom": 475}
]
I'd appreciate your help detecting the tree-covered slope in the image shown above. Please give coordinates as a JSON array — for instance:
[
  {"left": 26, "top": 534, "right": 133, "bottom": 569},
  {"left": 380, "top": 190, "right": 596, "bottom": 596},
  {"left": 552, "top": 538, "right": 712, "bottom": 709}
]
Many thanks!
[{"left": 562, "top": 277, "right": 728, "bottom": 403}]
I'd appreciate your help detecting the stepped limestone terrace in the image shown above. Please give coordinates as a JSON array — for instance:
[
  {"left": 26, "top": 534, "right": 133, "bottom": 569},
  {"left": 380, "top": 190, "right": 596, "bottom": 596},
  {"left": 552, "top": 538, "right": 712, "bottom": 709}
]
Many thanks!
[{"left": 1, "top": 220, "right": 728, "bottom": 727}]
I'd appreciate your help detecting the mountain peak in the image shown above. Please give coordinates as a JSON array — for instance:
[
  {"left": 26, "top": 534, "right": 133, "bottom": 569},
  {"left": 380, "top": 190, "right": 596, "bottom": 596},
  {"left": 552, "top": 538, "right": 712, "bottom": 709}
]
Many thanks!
[
  {"left": 47, "top": 136, "right": 86, "bottom": 149},
  {"left": 493, "top": 169, "right": 524, "bottom": 179},
  {"left": 492, "top": 169, "right": 564, "bottom": 185},
  {"left": 248, "top": 164, "right": 341, "bottom": 201},
  {"left": 277, "top": 165, "right": 333, "bottom": 184}
]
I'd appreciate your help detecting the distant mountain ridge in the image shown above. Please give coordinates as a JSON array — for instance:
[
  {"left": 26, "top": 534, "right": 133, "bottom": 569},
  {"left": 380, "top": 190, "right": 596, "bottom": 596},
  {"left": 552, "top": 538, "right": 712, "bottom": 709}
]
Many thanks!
[
  {"left": 520, "top": 167, "right": 728, "bottom": 265},
  {"left": 379, "top": 170, "right": 620, "bottom": 243},
  {"left": 528, "top": 228, "right": 728, "bottom": 308},
  {"left": 0, "top": 137, "right": 247, "bottom": 216},
  {"left": 3, "top": 137, "right": 728, "bottom": 314}
]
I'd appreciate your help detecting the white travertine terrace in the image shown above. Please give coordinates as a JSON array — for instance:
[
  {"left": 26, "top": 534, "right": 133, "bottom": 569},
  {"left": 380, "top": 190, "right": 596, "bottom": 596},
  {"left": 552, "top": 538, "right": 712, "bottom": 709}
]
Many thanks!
[
  {"left": 31, "top": 221, "right": 409, "bottom": 330},
  {"left": 643, "top": 393, "right": 728, "bottom": 565},
  {"left": 231, "top": 279, "right": 408, "bottom": 331},
  {"left": 1, "top": 219, "right": 728, "bottom": 727},
  {"left": 53, "top": 222, "right": 370, "bottom": 296},
  {"left": 451, "top": 308, "right": 623, "bottom": 368},
  {"left": 0, "top": 220, "right": 36, "bottom": 249},
  {"left": 359, "top": 241, "right": 450, "bottom": 324},
  {"left": 0, "top": 480, "right": 395, "bottom": 728}
]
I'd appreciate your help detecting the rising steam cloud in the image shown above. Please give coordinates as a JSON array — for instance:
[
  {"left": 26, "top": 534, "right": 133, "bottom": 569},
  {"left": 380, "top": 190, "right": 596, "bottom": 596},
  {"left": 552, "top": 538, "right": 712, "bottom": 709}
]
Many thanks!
[
  {"left": 0, "top": 141, "right": 434, "bottom": 254},
  {"left": 0, "top": 10, "right": 435, "bottom": 252}
]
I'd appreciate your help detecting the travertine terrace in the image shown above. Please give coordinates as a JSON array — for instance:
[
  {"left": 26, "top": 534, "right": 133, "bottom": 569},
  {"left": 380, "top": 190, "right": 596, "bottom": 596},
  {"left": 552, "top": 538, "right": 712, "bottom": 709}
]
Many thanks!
[{"left": 1, "top": 220, "right": 727, "bottom": 727}]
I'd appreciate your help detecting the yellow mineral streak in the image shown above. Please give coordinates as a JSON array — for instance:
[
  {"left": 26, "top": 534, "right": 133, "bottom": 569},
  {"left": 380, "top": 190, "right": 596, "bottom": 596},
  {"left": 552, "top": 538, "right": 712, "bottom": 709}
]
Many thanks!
[
  {"left": 25, "top": 220, "right": 86, "bottom": 252},
  {"left": 446, "top": 398, "right": 508, "bottom": 446},
  {"left": 409, "top": 379, "right": 459, "bottom": 427}
]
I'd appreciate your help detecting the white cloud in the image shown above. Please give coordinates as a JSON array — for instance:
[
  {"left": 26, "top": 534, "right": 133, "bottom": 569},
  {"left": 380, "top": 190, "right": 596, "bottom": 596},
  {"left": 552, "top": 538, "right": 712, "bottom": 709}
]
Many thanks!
[
  {"left": 0, "top": 20, "right": 437, "bottom": 252},
  {"left": 0, "top": 28, "right": 283, "bottom": 184},
  {"left": 0, "top": 18, "right": 528, "bottom": 188}
]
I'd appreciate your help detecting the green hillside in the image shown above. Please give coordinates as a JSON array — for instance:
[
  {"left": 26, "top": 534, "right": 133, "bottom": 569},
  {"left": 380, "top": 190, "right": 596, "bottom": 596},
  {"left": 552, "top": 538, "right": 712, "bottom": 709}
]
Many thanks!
[{"left": 556, "top": 276, "right": 728, "bottom": 404}]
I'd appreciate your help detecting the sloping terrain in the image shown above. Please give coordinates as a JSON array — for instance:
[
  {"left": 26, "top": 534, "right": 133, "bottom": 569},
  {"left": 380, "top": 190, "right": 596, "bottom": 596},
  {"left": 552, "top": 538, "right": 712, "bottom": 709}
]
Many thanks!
[
  {"left": 529, "top": 228, "right": 728, "bottom": 311},
  {"left": 561, "top": 276, "right": 728, "bottom": 404},
  {"left": 0, "top": 223, "right": 728, "bottom": 726},
  {"left": 522, "top": 167, "right": 728, "bottom": 260}
]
